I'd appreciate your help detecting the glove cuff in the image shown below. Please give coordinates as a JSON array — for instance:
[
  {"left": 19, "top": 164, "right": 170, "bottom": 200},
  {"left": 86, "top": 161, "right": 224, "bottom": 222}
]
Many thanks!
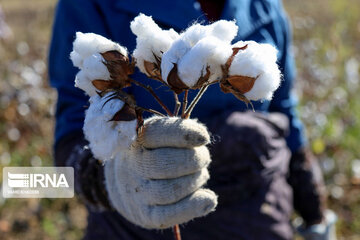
[{"left": 296, "top": 209, "right": 337, "bottom": 240}]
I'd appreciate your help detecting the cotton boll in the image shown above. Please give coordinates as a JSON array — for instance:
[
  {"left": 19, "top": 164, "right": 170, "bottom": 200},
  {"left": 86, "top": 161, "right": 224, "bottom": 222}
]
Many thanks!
[
  {"left": 84, "top": 93, "right": 137, "bottom": 160},
  {"left": 74, "top": 54, "right": 113, "bottom": 96},
  {"left": 130, "top": 14, "right": 163, "bottom": 37},
  {"left": 244, "top": 62, "right": 281, "bottom": 101},
  {"left": 71, "top": 32, "right": 133, "bottom": 95},
  {"left": 229, "top": 41, "right": 281, "bottom": 100},
  {"left": 98, "top": 95, "right": 137, "bottom": 150},
  {"left": 132, "top": 42, "right": 152, "bottom": 76},
  {"left": 161, "top": 20, "right": 237, "bottom": 83},
  {"left": 160, "top": 23, "right": 214, "bottom": 81},
  {"left": 204, "top": 38, "right": 233, "bottom": 82},
  {"left": 84, "top": 94, "right": 123, "bottom": 160},
  {"left": 94, "top": 92, "right": 125, "bottom": 117},
  {"left": 161, "top": 39, "right": 191, "bottom": 82},
  {"left": 177, "top": 42, "right": 209, "bottom": 87},
  {"left": 75, "top": 71, "right": 98, "bottom": 96},
  {"left": 82, "top": 53, "right": 110, "bottom": 80},
  {"left": 70, "top": 32, "right": 128, "bottom": 69},
  {"left": 131, "top": 14, "right": 179, "bottom": 76},
  {"left": 177, "top": 37, "right": 233, "bottom": 87},
  {"left": 132, "top": 32, "right": 177, "bottom": 76}
]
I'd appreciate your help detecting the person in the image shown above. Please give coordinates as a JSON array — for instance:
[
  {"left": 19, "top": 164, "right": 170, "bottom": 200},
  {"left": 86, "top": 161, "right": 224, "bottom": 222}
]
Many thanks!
[{"left": 49, "top": 0, "right": 336, "bottom": 239}]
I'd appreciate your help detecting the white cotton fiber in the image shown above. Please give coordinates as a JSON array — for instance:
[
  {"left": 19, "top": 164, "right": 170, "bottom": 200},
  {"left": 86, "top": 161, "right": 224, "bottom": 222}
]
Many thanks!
[
  {"left": 161, "top": 39, "right": 191, "bottom": 83},
  {"left": 75, "top": 70, "right": 98, "bottom": 96},
  {"left": 130, "top": 14, "right": 179, "bottom": 75},
  {"left": 70, "top": 32, "right": 128, "bottom": 69},
  {"left": 82, "top": 53, "right": 111, "bottom": 80},
  {"left": 84, "top": 92, "right": 137, "bottom": 161},
  {"left": 229, "top": 41, "right": 281, "bottom": 100},
  {"left": 181, "top": 20, "right": 237, "bottom": 47},
  {"left": 208, "top": 20, "right": 238, "bottom": 43},
  {"left": 161, "top": 20, "right": 238, "bottom": 83},
  {"left": 177, "top": 36, "right": 233, "bottom": 87},
  {"left": 70, "top": 51, "right": 82, "bottom": 68},
  {"left": 74, "top": 53, "right": 111, "bottom": 96},
  {"left": 180, "top": 24, "right": 209, "bottom": 47}
]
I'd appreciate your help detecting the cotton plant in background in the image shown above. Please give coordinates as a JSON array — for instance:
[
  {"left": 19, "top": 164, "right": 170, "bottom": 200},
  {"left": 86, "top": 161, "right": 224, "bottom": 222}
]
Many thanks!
[{"left": 70, "top": 13, "right": 282, "bottom": 239}]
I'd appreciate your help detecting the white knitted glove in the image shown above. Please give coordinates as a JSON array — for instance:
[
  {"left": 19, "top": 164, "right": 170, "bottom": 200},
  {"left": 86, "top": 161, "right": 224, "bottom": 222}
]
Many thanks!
[{"left": 104, "top": 116, "right": 218, "bottom": 229}]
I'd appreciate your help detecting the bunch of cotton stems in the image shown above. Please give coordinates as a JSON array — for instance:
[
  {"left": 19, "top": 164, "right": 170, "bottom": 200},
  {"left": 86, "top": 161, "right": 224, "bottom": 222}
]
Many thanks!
[
  {"left": 130, "top": 14, "right": 179, "bottom": 81},
  {"left": 83, "top": 92, "right": 137, "bottom": 161},
  {"left": 70, "top": 32, "right": 131, "bottom": 96},
  {"left": 221, "top": 40, "right": 281, "bottom": 102}
]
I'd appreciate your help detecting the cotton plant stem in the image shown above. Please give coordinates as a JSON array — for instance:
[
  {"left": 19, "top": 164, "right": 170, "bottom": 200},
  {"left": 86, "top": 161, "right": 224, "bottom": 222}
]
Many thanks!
[
  {"left": 184, "top": 85, "right": 209, "bottom": 119},
  {"left": 135, "top": 108, "right": 144, "bottom": 134},
  {"left": 173, "top": 93, "right": 181, "bottom": 117},
  {"left": 173, "top": 225, "right": 182, "bottom": 240},
  {"left": 175, "top": 87, "right": 207, "bottom": 240},
  {"left": 181, "top": 90, "right": 188, "bottom": 119},
  {"left": 129, "top": 78, "right": 173, "bottom": 116},
  {"left": 136, "top": 106, "right": 166, "bottom": 117},
  {"left": 173, "top": 93, "right": 183, "bottom": 240}
]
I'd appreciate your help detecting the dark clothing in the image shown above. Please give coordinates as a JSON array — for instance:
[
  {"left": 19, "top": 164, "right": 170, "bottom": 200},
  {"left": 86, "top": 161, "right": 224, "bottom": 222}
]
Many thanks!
[{"left": 288, "top": 149, "right": 326, "bottom": 226}]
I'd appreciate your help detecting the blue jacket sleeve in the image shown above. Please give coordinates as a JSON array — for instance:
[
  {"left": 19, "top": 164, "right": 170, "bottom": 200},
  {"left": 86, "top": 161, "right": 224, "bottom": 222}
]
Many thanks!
[
  {"left": 48, "top": 0, "right": 110, "bottom": 147},
  {"left": 268, "top": 7, "right": 306, "bottom": 153}
]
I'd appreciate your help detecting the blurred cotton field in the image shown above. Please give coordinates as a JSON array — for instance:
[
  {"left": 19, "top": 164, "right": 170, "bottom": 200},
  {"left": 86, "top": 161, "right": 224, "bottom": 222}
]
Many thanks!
[
  {"left": 287, "top": 0, "right": 360, "bottom": 238},
  {"left": 0, "top": 1, "right": 86, "bottom": 240},
  {"left": 0, "top": 0, "right": 359, "bottom": 239}
]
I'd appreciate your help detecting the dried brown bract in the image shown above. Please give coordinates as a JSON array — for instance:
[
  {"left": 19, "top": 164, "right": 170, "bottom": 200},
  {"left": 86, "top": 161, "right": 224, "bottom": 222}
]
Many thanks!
[
  {"left": 91, "top": 50, "right": 135, "bottom": 92},
  {"left": 220, "top": 45, "right": 257, "bottom": 104},
  {"left": 167, "top": 64, "right": 189, "bottom": 94},
  {"left": 193, "top": 66, "right": 211, "bottom": 89},
  {"left": 103, "top": 91, "right": 137, "bottom": 121},
  {"left": 167, "top": 64, "right": 212, "bottom": 94},
  {"left": 143, "top": 53, "right": 164, "bottom": 83},
  {"left": 110, "top": 103, "right": 137, "bottom": 122}
]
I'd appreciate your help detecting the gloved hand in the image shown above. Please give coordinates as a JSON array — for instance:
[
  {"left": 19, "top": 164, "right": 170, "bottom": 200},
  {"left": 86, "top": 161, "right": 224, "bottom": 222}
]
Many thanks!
[
  {"left": 295, "top": 209, "right": 337, "bottom": 240},
  {"left": 104, "top": 116, "right": 218, "bottom": 229}
]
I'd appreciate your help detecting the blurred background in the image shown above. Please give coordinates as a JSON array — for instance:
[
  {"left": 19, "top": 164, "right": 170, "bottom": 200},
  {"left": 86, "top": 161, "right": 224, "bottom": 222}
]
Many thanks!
[{"left": 0, "top": 0, "right": 359, "bottom": 239}]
